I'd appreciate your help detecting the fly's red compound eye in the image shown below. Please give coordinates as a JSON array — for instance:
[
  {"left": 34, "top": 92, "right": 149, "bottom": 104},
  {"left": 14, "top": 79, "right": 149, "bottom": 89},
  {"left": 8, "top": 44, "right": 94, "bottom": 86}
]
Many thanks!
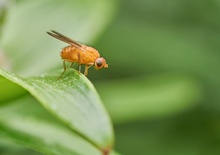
[{"left": 96, "top": 59, "right": 103, "bottom": 67}]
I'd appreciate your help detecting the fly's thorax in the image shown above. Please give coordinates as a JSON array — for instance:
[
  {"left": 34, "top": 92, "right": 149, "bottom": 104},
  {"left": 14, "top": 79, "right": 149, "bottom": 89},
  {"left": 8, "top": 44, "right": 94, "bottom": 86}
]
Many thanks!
[
  {"left": 84, "top": 46, "right": 100, "bottom": 58},
  {"left": 76, "top": 45, "right": 100, "bottom": 64}
]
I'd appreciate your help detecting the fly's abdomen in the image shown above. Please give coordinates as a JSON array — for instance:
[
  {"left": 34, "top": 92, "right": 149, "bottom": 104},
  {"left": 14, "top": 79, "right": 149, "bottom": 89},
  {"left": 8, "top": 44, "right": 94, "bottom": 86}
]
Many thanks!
[{"left": 60, "top": 46, "right": 79, "bottom": 62}]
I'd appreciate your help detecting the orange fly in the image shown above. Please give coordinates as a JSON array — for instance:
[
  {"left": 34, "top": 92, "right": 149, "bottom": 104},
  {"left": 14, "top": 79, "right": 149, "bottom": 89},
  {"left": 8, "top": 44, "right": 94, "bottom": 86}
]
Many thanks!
[{"left": 47, "top": 30, "right": 108, "bottom": 78}]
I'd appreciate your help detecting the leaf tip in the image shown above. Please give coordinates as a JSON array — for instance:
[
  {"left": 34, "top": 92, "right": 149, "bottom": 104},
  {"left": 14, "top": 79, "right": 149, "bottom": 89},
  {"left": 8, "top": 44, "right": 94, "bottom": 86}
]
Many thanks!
[{"left": 102, "top": 147, "right": 112, "bottom": 155}]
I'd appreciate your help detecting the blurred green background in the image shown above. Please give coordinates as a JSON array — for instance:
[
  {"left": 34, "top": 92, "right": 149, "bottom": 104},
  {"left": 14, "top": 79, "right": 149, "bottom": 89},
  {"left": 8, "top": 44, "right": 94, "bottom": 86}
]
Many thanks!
[
  {"left": 1, "top": 0, "right": 220, "bottom": 155},
  {"left": 94, "top": 0, "right": 220, "bottom": 154}
]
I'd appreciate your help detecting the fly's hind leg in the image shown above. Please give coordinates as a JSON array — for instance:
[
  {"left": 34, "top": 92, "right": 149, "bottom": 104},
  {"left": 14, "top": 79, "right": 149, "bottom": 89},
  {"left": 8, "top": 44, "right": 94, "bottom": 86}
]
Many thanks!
[
  {"left": 58, "top": 61, "right": 66, "bottom": 79},
  {"left": 84, "top": 64, "right": 94, "bottom": 76},
  {"left": 58, "top": 61, "right": 73, "bottom": 79}
]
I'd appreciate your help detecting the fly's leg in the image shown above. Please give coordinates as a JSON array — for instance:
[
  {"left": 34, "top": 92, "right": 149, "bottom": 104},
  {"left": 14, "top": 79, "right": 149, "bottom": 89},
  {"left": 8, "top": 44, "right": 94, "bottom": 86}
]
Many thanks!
[
  {"left": 77, "top": 64, "right": 82, "bottom": 75},
  {"left": 78, "top": 65, "right": 81, "bottom": 73},
  {"left": 77, "top": 52, "right": 82, "bottom": 75},
  {"left": 84, "top": 64, "right": 94, "bottom": 76},
  {"left": 58, "top": 61, "right": 67, "bottom": 79},
  {"left": 69, "top": 62, "right": 73, "bottom": 68},
  {"left": 58, "top": 61, "right": 73, "bottom": 79}
]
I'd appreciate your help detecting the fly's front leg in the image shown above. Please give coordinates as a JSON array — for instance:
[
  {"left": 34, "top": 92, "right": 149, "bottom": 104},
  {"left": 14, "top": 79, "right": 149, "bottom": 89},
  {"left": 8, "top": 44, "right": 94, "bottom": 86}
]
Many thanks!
[{"left": 84, "top": 63, "right": 94, "bottom": 76}]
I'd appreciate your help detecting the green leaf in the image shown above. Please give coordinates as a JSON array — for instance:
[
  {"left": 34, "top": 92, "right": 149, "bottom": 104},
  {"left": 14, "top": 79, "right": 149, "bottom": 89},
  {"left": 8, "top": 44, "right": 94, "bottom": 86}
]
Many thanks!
[
  {"left": 0, "top": 76, "right": 27, "bottom": 103},
  {"left": 0, "top": 95, "right": 103, "bottom": 155},
  {"left": 0, "top": 137, "right": 43, "bottom": 155},
  {"left": 0, "top": 69, "right": 114, "bottom": 152}
]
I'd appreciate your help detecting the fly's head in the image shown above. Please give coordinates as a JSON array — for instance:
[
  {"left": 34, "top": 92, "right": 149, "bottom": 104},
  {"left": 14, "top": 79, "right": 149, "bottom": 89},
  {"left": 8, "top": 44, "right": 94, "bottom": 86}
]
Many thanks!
[{"left": 94, "top": 57, "right": 108, "bottom": 70}]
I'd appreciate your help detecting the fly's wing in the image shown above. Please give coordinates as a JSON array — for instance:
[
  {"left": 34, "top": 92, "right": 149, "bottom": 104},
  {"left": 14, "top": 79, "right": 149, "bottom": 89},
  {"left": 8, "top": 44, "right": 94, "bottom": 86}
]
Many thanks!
[{"left": 47, "top": 30, "right": 84, "bottom": 50}]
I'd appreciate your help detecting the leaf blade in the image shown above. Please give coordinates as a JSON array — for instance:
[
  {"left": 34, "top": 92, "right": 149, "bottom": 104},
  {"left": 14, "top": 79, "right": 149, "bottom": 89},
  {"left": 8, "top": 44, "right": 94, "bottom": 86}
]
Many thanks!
[
  {"left": 0, "top": 69, "right": 114, "bottom": 150},
  {"left": 0, "top": 95, "right": 102, "bottom": 155}
]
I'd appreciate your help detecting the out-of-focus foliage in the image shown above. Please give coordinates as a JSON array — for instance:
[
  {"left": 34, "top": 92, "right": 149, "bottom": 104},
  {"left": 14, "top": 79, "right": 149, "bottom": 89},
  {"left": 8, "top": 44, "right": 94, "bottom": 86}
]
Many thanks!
[{"left": 92, "top": 0, "right": 220, "bottom": 154}]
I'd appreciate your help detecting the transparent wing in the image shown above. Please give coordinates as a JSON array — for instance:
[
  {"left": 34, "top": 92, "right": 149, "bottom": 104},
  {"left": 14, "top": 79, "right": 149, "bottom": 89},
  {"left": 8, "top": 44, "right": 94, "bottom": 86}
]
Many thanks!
[{"left": 47, "top": 30, "right": 82, "bottom": 48}]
